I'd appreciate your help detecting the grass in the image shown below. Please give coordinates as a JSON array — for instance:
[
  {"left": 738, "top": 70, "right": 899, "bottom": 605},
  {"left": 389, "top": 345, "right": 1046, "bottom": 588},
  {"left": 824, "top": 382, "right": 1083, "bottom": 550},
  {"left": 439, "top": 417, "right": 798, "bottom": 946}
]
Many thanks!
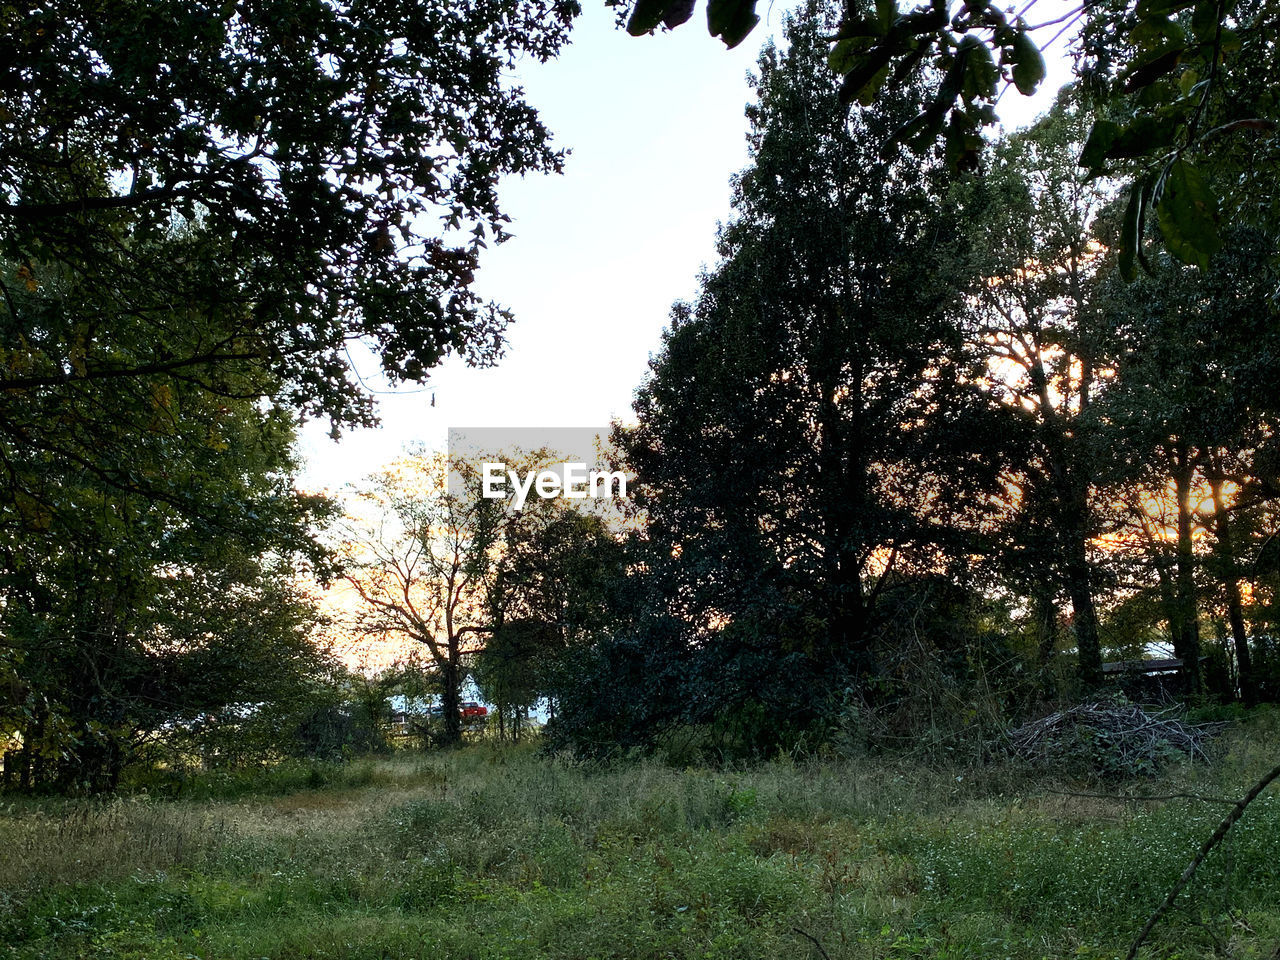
[{"left": 2, "top": 711, "right": 1279, "bottom": 960}]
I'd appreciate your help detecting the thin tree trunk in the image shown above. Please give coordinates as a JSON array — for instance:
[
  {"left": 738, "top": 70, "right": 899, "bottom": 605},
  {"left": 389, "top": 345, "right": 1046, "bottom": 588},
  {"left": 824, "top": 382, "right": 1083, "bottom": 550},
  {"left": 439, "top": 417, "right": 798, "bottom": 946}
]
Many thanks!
[
  {"left": 1033, "top": 586, "right": 1059, "bottom": 666},
  {"left": 821, "top": 358, "right": 871, "bottom": 677},
  {"left": 1067, "top": 568, "right": 1103, "bottom": 685},
  {"left": 441, "top": 646, "right": 462, "bottom": 747},
  {"left": 17, "top": 719, "right": 33, "bottom": 791},
  {"left": 28, "top": 704, "right": 47, "bottom": 790},
  {"left": 1031, "top": 347, "right": 1100, "bottom": 686},
  {"left": 1151, "top": 540, "right": 1181, "bottom": 660},
  {"left": 1172, "top": 447, "right": 1202, "bottom": 694},
  {"left": 1062, "top": 496, "right": 1102, "bottom": 685},
  {"left": 1207, "top": 463, "right": 1255, "bottom": 704}
]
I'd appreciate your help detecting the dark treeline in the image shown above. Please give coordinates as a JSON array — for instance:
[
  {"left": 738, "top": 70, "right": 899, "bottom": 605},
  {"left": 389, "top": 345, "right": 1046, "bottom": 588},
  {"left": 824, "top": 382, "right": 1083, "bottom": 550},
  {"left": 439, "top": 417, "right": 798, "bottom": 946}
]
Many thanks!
[
  {"left": 544, "top": 3, "right": 1280, "bottom": 758},
  {"left": 3, "top": 0, "right": 1279, "bottom": 790}
]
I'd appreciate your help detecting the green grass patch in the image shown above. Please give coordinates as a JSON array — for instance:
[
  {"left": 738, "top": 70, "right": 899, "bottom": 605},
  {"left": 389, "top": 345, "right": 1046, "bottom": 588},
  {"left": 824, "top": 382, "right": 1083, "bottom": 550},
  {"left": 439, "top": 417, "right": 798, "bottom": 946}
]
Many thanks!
[{"left": 3, "top": 713, "right": 1280, "bottom": 959}]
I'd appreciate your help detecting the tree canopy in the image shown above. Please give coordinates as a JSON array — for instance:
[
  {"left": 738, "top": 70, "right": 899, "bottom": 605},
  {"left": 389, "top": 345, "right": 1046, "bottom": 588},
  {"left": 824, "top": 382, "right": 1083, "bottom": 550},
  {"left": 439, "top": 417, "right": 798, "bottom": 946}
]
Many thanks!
[
  {"left": 617, "top": 0, "right": 1280, "bottom": 280},
  {"left": 2, "top": 0, "right": 579, "bottom": 431},
  {"left": 2, "top": 0, "right": 582, "bottom": 788},
  {"left": 0, "top": 347, "right": 334, "bottom": 791},
  {"left": 546, "top": 0, "right": 1280, "bottom": 759}
]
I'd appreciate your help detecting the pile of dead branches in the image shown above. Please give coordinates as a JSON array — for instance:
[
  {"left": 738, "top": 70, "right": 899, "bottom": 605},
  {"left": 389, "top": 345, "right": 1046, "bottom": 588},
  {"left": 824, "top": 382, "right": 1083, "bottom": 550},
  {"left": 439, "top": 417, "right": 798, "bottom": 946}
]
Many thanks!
[{"left": 1004, "top": 700, "right": 1228, "bottom": 775}]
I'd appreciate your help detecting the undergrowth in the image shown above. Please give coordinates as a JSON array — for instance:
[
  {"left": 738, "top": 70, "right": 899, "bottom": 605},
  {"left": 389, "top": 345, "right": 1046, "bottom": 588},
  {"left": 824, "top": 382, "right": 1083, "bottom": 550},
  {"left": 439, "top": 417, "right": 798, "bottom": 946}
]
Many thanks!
[{"left": 2, "top": 709, "right": 1278, "bottom": 959}]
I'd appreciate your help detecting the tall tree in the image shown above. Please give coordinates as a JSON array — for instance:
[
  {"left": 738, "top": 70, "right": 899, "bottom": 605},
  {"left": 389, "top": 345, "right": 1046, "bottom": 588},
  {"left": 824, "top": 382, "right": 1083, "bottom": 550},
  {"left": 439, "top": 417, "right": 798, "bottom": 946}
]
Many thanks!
[
  {"left": 957, "top": 91, "right": 1115, "bottom": 684},
  {"left": 481, "top": 505, "right": 625, "bottom": 731},
  {"left": 2, "top": 0, "right": 579, "bottom": 517},
  {"left": 0, "top": 344, "right": 332, "bottom": 792},
  {"left": 339, "top": 454, "right": 506, "bottom": 746},
  {"left": 616, "top": 1, "right": 1000, "bottom": 732},
  {"left": 3, "top": 2, "right": 581, "bottom": 780},
  {"left": 1096, "top": 224, "right": 1280, "bottom": 696}
]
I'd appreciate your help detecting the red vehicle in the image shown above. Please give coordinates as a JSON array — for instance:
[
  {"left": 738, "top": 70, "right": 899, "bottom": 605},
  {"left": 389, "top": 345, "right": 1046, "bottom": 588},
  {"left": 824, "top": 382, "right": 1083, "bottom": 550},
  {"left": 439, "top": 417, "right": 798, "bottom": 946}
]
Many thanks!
[{"left": 460, "top": 701, "right": 488, "bottom": 721}]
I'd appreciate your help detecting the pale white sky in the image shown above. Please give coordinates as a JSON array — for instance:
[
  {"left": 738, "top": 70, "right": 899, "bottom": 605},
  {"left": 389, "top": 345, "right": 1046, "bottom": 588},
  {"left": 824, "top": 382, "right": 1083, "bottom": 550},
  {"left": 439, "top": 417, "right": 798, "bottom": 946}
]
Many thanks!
[{"left": 298, "top": 1, "right": 1078, "bottom": 494}]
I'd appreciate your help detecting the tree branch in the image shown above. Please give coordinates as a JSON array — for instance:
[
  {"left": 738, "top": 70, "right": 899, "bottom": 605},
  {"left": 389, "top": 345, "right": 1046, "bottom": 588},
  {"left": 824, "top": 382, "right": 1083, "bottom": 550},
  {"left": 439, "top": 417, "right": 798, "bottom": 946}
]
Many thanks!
[{"left": 1126, "top": 760, "right": 1280, "bottom": 960}]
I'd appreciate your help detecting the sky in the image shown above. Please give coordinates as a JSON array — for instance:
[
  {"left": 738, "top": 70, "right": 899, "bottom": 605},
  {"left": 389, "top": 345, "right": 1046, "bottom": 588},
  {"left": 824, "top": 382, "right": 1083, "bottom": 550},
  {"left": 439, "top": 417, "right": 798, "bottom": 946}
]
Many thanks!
[{"left": 297, "top": 0, "right": 1080, "bottom": 495}]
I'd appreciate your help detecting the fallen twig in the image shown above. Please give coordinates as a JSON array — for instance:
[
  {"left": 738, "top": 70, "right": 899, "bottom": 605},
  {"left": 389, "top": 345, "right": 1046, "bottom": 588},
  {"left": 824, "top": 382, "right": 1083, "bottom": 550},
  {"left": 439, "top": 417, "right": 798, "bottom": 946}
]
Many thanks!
[
  {"left": 791, "top": 927, "right": 833, "bottom": 960},
  {"left": 1126, "top": 760, "right": 1280, "bottom": 960},
  {"left": 1005, "top": 700, "right": 1226, "bottom": 773}
]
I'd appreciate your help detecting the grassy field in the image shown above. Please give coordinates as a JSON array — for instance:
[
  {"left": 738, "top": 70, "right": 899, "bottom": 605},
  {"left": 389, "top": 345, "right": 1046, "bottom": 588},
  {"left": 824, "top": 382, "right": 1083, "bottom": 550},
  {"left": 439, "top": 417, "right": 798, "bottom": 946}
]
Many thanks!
[{"left": 3, "top": 712, "right": 1279, "bottom": 960}]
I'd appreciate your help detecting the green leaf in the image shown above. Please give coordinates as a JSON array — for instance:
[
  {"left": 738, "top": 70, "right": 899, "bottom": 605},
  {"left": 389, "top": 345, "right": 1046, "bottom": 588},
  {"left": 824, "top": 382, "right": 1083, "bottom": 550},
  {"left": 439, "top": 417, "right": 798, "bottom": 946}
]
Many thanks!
[
  {"left": 1156, "top": 159, "right": 1221, "bottom": 269},
  {"left": 1106, "top": 115, "right": 1179, "bottom": 158},
  {"left": 721, "top": 11, "right": 759, "bottom": 47},
  {"left": 662, "top": 0, "right": 697, "bottom": 28},
  {"left": 958, "top": 35, "right": 998, "bottom": 102},
  {"left": 857, "top": 64, "right": 891, "bottom": 106},
  {"left": 706, "top": 0, "right": 759, "bottom": 48},
  {"left": 1118, "top": 181, "right": 1146, "bottom": 282},
  {"left": 626, "top": 0, "right": 668, "bottom": 35},
  {"left": 1123, "top": 46, "right": 1183, "bottom": 90},
  {"left": 876, "top": 0, "right": 897, "bottom": 32},
  {"left": 1128, "top": 14, "right": 1186, "bottom": 50},
  {"left": 1078, "top": 120, "right": 1121, "bottom": 170},
  {"left": 828, "top": 38, "right": 866, "bottom": 75},
  {"left": 1010, "top": 29, "right": 1046, "bottom": 96},
  {"left": 886, "top": 106, "right": 946, "bottom": 154},
  {"left": 1191, "top": 0, "right": 1219, "bottom": 40},
  {"left": 891, "top": 41, "right": 927, "bottom": 82},
  {"left": 838, "top": 47, "right": 895, "bottom": 106},
  {"left": 944, "top": 116, "right": 984, "bottom": 171}
]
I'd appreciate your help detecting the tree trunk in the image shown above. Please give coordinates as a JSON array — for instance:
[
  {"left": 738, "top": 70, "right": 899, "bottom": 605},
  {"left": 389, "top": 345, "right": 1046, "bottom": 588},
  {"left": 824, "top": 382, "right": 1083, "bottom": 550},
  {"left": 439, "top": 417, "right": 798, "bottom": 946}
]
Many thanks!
[
  {"left": 1151, "top": 540, "right": 1181, "bottom": 656},
  {"left": 1033, "top": 587, "right": 1058, "bottom": 665},
  {"left": 17, "top": 718, "right": 33, "bottom": 791},
  {"left": 440, "top": 645, "right": 462, "bottom": 747},
  {"left": 1172, "top": 447, "right": 1202, "bottom": 694},
  {"left": 1061, "top": 487, "right": 1102, "bottom": 685},
  {"left": 1027, "top": 343, "right": 1100, "bottom": 686},
  {"left": 821, "top": 380, "right": 870, "bottom": 676},
  {"left": 27, "top": 703, "right": 48, "bottom": 791},
  {"left": 1207, "top": 464, "right": 1255, "bottom": 704},
  {"left": 1066, "top": 559, "right": 1103, "bottom": 685}
]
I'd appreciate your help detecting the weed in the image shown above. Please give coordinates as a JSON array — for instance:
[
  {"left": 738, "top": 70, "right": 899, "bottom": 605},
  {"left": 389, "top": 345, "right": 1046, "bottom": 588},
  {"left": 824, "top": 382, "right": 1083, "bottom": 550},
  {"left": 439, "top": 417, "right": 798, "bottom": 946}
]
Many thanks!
[{"left": 2, "top": 712, "right": 1279, "bottom": 959}]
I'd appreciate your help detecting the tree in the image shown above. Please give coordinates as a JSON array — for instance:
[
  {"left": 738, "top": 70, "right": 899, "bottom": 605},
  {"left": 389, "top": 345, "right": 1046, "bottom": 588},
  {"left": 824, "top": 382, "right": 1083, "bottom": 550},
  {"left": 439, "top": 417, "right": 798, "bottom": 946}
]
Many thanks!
[
  {"left": 3, "top": 4, "right": 582, "bottom": 776},
  {"left": 618, "top": 0, "right": 1279, "bottom": 278},
  {"left": 0, "top": 346, "right": 333, "bottom": 792},
  {"left": 955, "top": 91, "right": 1115, "bottom": 684},
  {"left": 339, "top": 453, "right": 505, "bottom": 746},
  {"left": 472, "top": 619, "right": 552, "bottom": 741},
  {"left": 605, "top": 1, "right": 1003, "bottom": 745},
  {"left": 342, "top": 449, "right": 627, "bottom": 744},
  {"left": 1, "top": 0, "right": 579, "bottom": 497},
  {"left": 1094, "top": 224, "right": 1280, "bottom": 696},
  {"left": 478, "top": 506, "right": 625, "bottom": 735}
]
